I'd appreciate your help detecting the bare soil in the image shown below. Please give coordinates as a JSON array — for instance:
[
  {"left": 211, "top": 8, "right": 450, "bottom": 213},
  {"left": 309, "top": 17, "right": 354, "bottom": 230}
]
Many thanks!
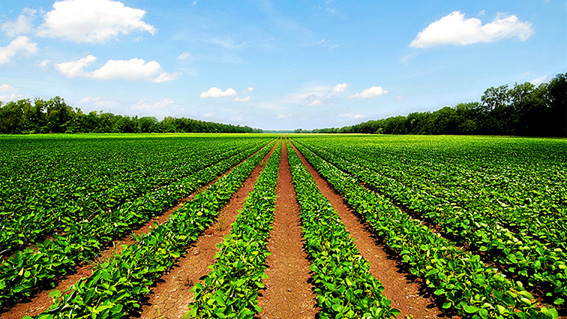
[
  {"left": 257, "top": 140, "right": 319, "bottom": 319},
  {"left": 135, "top": 142, "right": 278, "bottom": 319},
  {"left": 290, "top": 141, "right": 448, "bottom": 318}
]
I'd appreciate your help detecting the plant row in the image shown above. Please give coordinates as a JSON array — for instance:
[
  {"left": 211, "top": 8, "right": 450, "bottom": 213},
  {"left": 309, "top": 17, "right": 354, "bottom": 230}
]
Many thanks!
[
  {"left": 31, "top": 140, "right": 277, "bottom": 318},
  {"left": 188, "top": 141, "right": 282, "bottom": 318},
  {"left": 295, "top": 139, "right": 567, "bottom": 306},
  {"left": 292, "top": 140, "right": 559, "bottom": 319},
  {"left": 287, "top": 141, "right": 399, "bottom": 319},
  {"left": 0, "top": 140, "right": 272, "bottom": 310}
]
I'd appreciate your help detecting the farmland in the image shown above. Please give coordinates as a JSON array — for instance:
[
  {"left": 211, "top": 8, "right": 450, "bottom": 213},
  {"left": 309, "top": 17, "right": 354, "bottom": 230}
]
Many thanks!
[{"left": 0, "top": 134, "right": 566, "bottom": 319}]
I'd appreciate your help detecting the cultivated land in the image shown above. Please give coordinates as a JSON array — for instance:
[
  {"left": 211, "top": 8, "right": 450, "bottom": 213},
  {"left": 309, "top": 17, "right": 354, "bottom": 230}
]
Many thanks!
[{"left": 0, "top": 133, "right": 566, "bottom": 319}]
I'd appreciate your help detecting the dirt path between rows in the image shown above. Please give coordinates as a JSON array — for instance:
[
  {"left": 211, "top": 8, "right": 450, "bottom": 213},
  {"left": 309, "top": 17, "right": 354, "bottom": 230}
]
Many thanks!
[
  {"left": 257, "top": 140, "right": 319, "bottom": 319},
  {"left": 135, "top": 142, "right": 278, "bottom": 319},
  {"left": 2, "top": 143, "right": 274, "bottom": 319},
  {"left": 290, "top": 141, "right": 447, "bottom": 318}
]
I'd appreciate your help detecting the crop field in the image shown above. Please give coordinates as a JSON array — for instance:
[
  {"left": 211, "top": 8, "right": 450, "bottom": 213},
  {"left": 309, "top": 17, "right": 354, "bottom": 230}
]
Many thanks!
[{"left": 0, "top": 134, "right": 566, "bottom": 319}]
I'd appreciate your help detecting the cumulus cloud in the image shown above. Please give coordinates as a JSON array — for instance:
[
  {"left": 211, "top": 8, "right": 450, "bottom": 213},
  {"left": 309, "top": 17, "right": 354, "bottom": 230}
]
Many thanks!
[
  {"left": 55, "top": 54, "right": 97, "bottom": 77},
  {"left": 234, "top": 96, "right": 251, "bottom": 103},
  {"left": 55, "top": 55, "right": 179, "bottom": 82},
  {"left": 410, "top": 11, "right": 533, "bottom": 48},
  {"left": 0, "top": 36, "right": 38, "bottom": 64},
  {"left": 199, "top": 87, "right": 237, "bottom": 98},
  {"left": 2, "top": 10, "right": 35, "bottom": 37},
  {"left": 37, "top": 0, "right": 156, "bottom": 43},
  {"left": 333, "top": 83, "right": 348, "bottom": 93},
  {"left": 349, "top": 86, "right": 388, "bottom": 99}
]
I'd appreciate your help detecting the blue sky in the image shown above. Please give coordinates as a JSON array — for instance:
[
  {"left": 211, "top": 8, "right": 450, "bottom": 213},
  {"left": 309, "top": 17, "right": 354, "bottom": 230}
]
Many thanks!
[{"left": 1, "top": 0, "right": 566, "bottom": 130}]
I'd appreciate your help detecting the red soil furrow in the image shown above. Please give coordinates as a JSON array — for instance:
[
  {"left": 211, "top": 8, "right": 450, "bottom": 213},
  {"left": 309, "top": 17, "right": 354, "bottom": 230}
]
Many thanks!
[
  {"left": 136, "top": 142, "right": 278, "bottom": 319},
  {"left": 257, "top": 140, "right": 319, "bottom": 319},
  {"left": 290, "top": 141, "right": 448, "bottom": 319},
  {"left": 2, "top": 143, "right": 274, "bottom": 319}
]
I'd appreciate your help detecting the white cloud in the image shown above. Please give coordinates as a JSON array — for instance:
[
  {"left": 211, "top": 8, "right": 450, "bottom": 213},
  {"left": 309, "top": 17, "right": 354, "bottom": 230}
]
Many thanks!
[
  {"left": 153, "top": 72, "right": 181, "bottom": 83},
  {"left": 530, "top": 75, "right": 548, "bottom": 85},
  {"left": 411, "top": 11, "right": 533, "bottom": 48},
  {"left": 277, "top": 113, "right": 292, "bottom": 120},
  {"left": 333, "top": 82, "right": 348, "bottom": 93},
  {"left": 55, "top": 55, "right": 179, "bottom": 82},
  {"left": 349, "top": 86, "right": 388, "bottom": 99},
  {"left": 2, "top": 11, "right": 35, "bottom": 37},
  {"left": 37, "top": 0, "right": 156, "bottom": 43},
  {"left": 200, "top": 87, "right": 237, "bottom": 98},
  {"left": 203, "top": 112, "right": 213, "bottom": 117},
  {"left": 55, "top": 54, "right": 97, "bottom": 77},
  {"left": 234, "top": 96, "right": 251, "bottom": 103},
  {"left": 178, "top": 52, "right": 191, "bottom": 60},
  {"left": 246, "top": 87, "right": 255, "bottom": 92},
  {"left": 0, "top": 36, "right": 38, "bottom": 64},
  {"left": 39, "top": 59, "right": 50, "bottom": 67},
  {"left": 132, "top": 98, "right": 175, "bottom": 110},
  {"left": 338, "top": 112, "right": 364, "bottom": 119}
]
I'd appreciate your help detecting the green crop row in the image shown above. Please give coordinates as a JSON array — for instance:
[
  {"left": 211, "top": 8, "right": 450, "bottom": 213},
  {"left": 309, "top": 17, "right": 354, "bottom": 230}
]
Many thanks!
[
  {"left": 188, "top": 141, "right": 282, "bottom": 318},
  {"left": 295, "top": 139, "right": 567, "bottom": 306},
  {"left": 31, "top": 140, "right": 276, "bottom": 318},
  {"left": 292, "top": 140, "right": 559, "bottom": 319},
  {"left": 287, "top": 141, "right": 399, "bottom": 319},
  {"left": 0, "top": 140, "right": 272, "bottom": 310}
]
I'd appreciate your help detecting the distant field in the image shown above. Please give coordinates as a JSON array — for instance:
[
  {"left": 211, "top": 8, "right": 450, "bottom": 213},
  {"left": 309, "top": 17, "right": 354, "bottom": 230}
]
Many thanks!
[{"left": 1, "top": 134, "right": 565, "bottom": 318}]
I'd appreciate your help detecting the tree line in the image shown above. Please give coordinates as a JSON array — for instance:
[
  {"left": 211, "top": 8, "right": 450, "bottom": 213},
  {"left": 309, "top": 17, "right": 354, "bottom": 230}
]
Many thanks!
[
  {"left": 0, "top": 97, "right": 262, "bottom": 134},
  {"left": 306, "top": 73, "right": 567, "bottom": 137}
]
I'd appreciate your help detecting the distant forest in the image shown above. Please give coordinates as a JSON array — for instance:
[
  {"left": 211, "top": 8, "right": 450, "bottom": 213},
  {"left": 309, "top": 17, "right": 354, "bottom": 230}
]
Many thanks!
[
  {"left": 300, "top": 73, "right": 567, "bottom": 137},
  {"left": 0, "top": 97, "right": 262, "bottom": 134}
]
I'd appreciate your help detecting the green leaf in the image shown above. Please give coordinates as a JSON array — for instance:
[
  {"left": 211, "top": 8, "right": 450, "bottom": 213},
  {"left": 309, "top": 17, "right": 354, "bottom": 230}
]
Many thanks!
[
  {"left": 463, "top": 305, "right": 479, "bottom": 314},
  {"left": 442, "top": 302, "right": 452, "bottom": 309},
  {"left": 553, "top": 298, "right": 565, "bottom": 305},
  {"left": 49, "top": 289, "right": 61, "bottom": 300}
]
